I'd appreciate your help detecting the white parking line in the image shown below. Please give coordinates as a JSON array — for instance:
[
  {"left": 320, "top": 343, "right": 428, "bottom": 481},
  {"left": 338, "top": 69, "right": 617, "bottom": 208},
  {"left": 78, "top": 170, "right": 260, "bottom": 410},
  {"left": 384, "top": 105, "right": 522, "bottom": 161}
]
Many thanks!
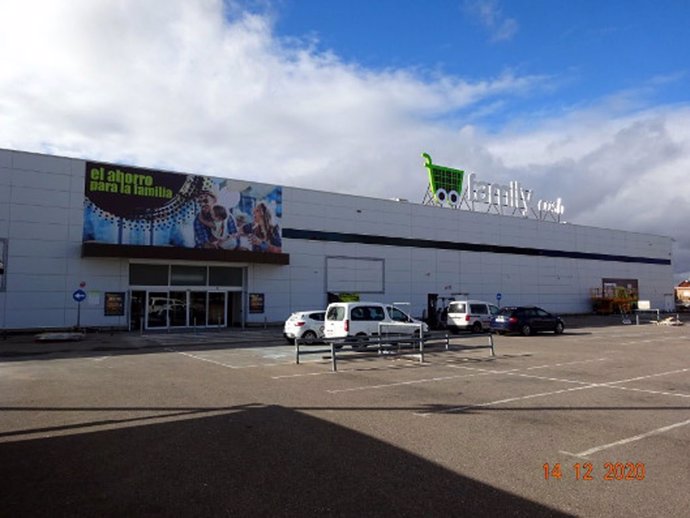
[
  {"left": 415, "top": 366, "right": 690, "bottom": 417},
  {"left": 560, "top": 418, "right": 690, "bottom": 458},
  {"left": 603, "top": 367, "right": 690, "bottom": 385},
  {"left": 326, "top": 371, "right": 494, "bottom": 394},
  {"left": 272, "top": 362, "right": 428, "bottom": 379},
  {"left": 524, "top": 358, "right": 611, "bottom": 370},
  {"left": 173, "top": 349, "right": 310, "bottom": 370},
  {"left": 414, "top": 384, "right": 597, "bottom": 417},
  {"left": 176, "top": 351, "right": 242, "bottom": 369},
  {"left": 273, "top": 371, "right": 338, "bottom": 379},
  {"left": 603, "top": 385, "right": 690, "bottom": 399}
]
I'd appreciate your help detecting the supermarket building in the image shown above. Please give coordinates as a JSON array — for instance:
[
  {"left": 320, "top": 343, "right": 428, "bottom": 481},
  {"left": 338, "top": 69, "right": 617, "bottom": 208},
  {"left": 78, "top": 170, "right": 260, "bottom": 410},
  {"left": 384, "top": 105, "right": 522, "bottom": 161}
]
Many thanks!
[{"left": 0, "top": 148, "right": 674, "bottom": 331}]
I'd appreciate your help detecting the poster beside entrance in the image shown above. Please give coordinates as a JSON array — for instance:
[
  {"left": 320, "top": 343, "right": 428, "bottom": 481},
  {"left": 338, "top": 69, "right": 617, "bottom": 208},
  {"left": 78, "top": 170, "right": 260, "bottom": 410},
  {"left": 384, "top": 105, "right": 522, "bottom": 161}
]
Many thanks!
[
  {"left": 104, "top": 292, "right": 126, "bottom": 316},
  {"left": 249, "top": 293, "right": 264, "bottom": 314}
]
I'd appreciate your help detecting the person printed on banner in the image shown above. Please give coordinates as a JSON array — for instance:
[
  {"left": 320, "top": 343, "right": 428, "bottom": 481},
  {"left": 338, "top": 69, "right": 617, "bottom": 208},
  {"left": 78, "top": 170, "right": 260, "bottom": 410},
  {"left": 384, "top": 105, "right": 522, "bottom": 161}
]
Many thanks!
[
  {"left": 216, "top": 206, "right": 241, "bottom": 250},
  {"left": 249, "top": 201, "right": 282, "bottom": 253},
  {"left": 234, "top": 212, "right": 252, "bottom": 250},
  {"left": 193, "top": 190, "right": 217, "bottom": 248}
]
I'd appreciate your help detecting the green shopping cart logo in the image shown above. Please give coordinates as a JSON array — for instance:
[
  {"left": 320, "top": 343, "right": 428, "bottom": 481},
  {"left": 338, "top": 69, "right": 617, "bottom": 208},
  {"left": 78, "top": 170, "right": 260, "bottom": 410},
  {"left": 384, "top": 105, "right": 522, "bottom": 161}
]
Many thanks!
[{"left": 422, "top": 153, "right": 464, "bottom": 205}]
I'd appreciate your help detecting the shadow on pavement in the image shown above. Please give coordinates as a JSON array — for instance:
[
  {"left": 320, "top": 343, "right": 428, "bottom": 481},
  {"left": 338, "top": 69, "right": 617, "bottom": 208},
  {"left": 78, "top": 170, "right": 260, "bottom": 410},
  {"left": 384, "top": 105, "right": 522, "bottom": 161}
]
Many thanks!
[{"left": 1, "top": 404, "right": 572, "bottom": 517}]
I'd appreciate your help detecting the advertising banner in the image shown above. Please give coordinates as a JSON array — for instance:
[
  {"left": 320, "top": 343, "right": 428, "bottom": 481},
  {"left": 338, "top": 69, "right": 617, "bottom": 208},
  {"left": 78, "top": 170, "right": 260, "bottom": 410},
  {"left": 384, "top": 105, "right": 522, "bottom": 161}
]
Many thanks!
[{"left": 84, "top": 162, "right": 283, "bottom": 253}]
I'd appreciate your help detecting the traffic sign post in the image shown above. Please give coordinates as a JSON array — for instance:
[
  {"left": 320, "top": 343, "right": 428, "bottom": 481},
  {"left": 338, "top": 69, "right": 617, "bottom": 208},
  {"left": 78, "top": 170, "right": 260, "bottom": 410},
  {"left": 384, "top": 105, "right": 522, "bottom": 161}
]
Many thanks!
[
  {"left": 73, "top": 289, "right": 87, "bottom": 329},
  {"left": 496, "top": 292, "right": 502, "bottom": 307}
]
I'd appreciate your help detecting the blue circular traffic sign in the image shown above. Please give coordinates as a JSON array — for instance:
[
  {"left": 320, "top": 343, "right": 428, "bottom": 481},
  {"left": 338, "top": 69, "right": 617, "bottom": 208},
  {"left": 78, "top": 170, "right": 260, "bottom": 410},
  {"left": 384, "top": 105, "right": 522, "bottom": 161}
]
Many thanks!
[
  {"left": 496, "top": 292, "right": 502, "bottom": 301},
  {"left": 73, "top": 289, "right": 87, "bottom": 303}
]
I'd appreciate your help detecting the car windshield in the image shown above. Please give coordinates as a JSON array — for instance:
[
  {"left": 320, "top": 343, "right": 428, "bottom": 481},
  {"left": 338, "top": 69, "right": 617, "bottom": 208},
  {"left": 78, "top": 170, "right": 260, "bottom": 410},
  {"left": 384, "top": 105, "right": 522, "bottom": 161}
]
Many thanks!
[
  {"left": 388, "top": 306, "right": 411, "bottom": 322},
  {"left": 326, "top": 306, "right": 346, "bottom": 321},
  {"left": 497, "top": 307, "right": 514, "bottom": 316}
]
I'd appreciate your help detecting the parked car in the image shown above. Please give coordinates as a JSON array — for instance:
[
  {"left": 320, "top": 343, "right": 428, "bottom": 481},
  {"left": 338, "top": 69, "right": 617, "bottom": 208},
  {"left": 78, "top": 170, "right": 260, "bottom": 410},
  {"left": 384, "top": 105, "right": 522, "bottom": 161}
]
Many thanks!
[
  {"left": 446, "top": 300, "right": 500, "bottom": 334},
  {"left": 283, "top": 310, "right": 326, "bottom": 344},
  {"left": 324, "top": 301, "right": 429, "bottom": 349},
  {"left": 490, "top": 306, "right": 565, "bottom": 336}
]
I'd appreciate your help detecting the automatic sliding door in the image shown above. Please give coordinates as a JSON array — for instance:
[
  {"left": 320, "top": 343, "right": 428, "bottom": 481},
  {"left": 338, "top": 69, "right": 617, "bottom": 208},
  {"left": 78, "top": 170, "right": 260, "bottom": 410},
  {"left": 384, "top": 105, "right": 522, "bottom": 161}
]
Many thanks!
[
  {"left": 147, "top": 291, "right": 169, "bottom": 328},
  {"left": 145, "top": 290, "right": 228, "bottom": 329},
  {"left": 169, "top": 291, "right": 187, "bottom": 327},
  {"left": 190, "top": 291, "right": 207, "bottom": 328},
  {"left": 208, "top": 292, "right": 226, "bottom": 327}
]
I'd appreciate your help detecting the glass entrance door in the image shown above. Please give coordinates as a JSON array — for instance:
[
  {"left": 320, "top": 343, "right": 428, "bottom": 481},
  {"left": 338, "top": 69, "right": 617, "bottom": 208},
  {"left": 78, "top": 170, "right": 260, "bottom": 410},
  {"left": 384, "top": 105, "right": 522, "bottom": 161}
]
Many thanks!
[
  {"left": 130, "top": 290, "right": 145, "bottom": 332},
  {"left": 147, "top": 291, "right": 169, "bottom": 328},
  {"left": 190, "top": 291, "right": 207, "bottom": 328},
  {"left": 208, "top": 292, "right": 226, "bottom": 327},
  {"left": 169, "top": 290, "right": 188, "bottom": 327},
  {"left": 143, "top": 290, "right": 228, "bottom": 329}
]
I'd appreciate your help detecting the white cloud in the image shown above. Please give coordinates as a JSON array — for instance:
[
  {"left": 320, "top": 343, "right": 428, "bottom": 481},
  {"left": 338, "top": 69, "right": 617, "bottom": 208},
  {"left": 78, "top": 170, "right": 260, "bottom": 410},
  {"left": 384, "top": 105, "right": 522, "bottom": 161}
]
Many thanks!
[
  {"left": 0, "top": 0, "right": 689, "bottom": 275},
  {"left": 463, "top": 0, "right": 519, "bottom": 42}
]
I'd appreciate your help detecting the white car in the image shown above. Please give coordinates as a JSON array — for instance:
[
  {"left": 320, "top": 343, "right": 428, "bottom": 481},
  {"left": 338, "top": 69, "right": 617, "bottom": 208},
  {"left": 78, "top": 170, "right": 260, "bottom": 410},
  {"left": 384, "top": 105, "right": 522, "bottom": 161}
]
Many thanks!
[
  {"left": 446, "top": 300, "right": 499, "bottom": 334},
  {"left": 283, "top": 310, "right": 326, "bottom": 345},
  {"left": 324, "top": 302, "right": 428, "bottom": 349}
]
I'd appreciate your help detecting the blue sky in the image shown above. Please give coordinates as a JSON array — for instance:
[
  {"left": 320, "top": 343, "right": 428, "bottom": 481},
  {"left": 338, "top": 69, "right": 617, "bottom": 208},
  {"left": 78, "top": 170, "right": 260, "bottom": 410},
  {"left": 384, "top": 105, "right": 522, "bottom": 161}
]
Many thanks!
[
  {"left": 274, "top": 0, "right": 690, "bottom": 125},
  {"left": 1, "top": 0, "right": 689, "bottom": 278}
]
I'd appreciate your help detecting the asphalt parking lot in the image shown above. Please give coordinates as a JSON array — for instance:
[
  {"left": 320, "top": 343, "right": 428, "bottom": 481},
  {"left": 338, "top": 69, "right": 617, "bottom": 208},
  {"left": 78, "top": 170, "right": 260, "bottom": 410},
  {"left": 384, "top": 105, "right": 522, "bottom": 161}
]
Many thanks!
[{"left": 1, "top": 317, "right": 688, "bottom": 517}]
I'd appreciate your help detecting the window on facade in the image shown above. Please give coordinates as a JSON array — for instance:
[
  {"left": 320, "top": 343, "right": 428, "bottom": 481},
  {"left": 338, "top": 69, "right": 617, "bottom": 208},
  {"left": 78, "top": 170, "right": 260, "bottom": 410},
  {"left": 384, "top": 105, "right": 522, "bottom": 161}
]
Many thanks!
[
  {"left": 129, "top": 264, "right": 168, "bottom": 286},
  {"left": 209, "top": 267, "right": 243, "bottom": 287},
  {"left": 171, "top": 265, "right": 207, "bottom": 286}
]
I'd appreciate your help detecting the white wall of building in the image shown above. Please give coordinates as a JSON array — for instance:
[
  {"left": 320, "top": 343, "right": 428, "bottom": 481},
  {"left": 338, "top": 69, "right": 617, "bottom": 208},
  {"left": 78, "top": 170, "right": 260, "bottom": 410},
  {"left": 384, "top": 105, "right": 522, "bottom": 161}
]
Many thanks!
[
  {"left": 0, "top": 148, "right": 674, "bottom": 330},
  {"left": 279, "top": 187, "right": 672, "bottom": 319}
]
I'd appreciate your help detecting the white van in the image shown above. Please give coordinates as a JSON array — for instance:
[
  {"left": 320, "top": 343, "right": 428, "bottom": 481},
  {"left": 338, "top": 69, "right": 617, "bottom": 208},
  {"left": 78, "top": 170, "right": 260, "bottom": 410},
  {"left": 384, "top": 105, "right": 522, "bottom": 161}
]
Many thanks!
[
  {"left": 446, "top": 300, "right": 499, "bottom": 333},
  {"left": 324, "top": 302, "right": 428, "bottom": 349}
]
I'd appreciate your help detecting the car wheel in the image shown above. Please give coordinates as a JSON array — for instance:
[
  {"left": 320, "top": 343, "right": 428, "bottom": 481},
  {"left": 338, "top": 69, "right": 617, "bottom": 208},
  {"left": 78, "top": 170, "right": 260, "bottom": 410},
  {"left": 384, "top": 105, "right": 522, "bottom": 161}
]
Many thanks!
[
  {"left": 351, "top": 334, "right": 369, "bottom": 351},
  {"left": 471, "top": 321, "right": 482, "bottom": 334},
  {"left": 521, "top": 324, "right": 532, "bottom": 336},
  {"left": 554, "top": 322, "right": 564, "bottom": 335},
  {"left": 301, "top": 330, "right": 317, "bottom": 345}
]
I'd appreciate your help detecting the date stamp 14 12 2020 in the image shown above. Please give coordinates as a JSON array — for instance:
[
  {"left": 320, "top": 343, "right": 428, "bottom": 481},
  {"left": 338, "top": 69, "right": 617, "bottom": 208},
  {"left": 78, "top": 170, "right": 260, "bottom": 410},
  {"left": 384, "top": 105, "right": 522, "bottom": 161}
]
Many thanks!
[{"left": 543, "top": 462, "right": 645, "bottom": 481}]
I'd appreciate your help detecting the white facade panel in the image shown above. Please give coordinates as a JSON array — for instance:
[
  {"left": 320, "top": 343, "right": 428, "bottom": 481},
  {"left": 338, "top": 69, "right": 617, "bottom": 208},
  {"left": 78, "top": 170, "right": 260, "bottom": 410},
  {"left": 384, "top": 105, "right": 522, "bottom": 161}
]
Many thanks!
[
  {"left": 11, "top": 152, "right": 73, "bottom": 175},
  {"left": 9, "top": 221, "right": 70, "bottom": 242},
  {"left": 0, "top": 150, "right": 12, "bottom": 168},
  {"left": 9, "top": 238, "right": 74, "bottom": 258},
  {"left": 0, "top": 167, "right": 11, "bottom": 187},
  {"left": 10, "top": 168, "right": 72, "bottom": 191},
  {"left": 326, "top": 257, "right": 384, "bottom": 293}
]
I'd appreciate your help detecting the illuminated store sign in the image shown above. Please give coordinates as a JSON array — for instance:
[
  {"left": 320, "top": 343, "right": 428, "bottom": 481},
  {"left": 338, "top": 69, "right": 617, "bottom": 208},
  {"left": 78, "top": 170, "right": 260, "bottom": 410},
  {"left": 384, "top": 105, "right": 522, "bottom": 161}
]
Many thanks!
[
  {"left": 422, "top": 153, "right": 565, "bottom": 221},
  {"left": 84, "top": 162, "right": 283, "bottom": 253}
]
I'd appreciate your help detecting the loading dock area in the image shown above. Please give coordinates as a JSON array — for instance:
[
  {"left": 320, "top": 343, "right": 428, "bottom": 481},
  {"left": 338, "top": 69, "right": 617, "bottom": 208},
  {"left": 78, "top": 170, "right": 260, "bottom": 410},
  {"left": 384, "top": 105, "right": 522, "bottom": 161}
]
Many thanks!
[{"left": 1, "top": 319, "right": 688, "bottom": 516}]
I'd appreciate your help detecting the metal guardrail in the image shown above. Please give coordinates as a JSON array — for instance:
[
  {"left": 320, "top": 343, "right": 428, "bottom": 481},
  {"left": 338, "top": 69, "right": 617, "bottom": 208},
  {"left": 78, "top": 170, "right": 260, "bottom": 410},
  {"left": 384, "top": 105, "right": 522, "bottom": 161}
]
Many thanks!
[
  {"left": 634, "top": 309, "right": 660, "bottom": 325},
  {"left": 294, "top": 332, "right": 495, "bottom": 372}
]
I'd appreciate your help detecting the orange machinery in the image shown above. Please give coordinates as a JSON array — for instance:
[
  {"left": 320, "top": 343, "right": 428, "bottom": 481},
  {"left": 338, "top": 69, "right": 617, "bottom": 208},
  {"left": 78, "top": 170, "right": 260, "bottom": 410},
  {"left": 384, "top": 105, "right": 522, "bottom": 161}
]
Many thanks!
[{"left": 590, "top": 287, "right": 638, "bottom": 315}]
